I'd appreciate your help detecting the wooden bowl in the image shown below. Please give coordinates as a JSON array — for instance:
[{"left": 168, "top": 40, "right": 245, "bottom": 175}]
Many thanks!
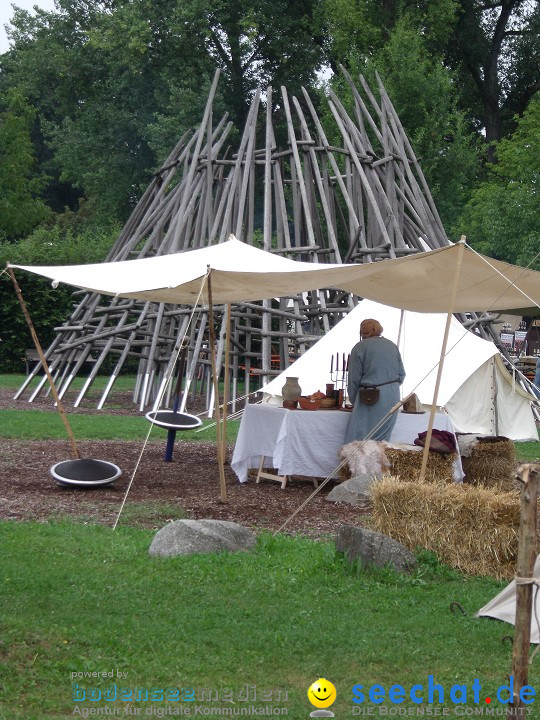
[
  {"left": 298, "top": 395, "right": 323, "bottom": 411},
  {"left": 320, "top": 397, "right": 336, "bottom": 408}
]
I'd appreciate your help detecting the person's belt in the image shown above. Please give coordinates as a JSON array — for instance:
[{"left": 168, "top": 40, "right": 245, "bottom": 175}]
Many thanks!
[{"left": 360, "top": 379, "right": 399, "bottom": 389}]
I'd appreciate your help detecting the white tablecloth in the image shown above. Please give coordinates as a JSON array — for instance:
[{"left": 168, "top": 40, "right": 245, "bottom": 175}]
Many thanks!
[{"left": 231, "top": 403, "right": 464, "bottom": 483}]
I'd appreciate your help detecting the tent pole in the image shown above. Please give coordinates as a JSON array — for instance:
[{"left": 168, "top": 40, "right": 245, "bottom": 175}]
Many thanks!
[
  {"left": 508, "top": 463, "right": 539, "bottom": 717},
  {"left": 7, "top": 267, "right": 82, "bottom": 460},
  {"left": 221, "top": 303, "right": 232, "bottom": 470},
  {"left": 207, "top": 271, "right": 228, "bottom": 502},
  {"left": 418, "top": 240, "right": 465, "bottom": 483}
]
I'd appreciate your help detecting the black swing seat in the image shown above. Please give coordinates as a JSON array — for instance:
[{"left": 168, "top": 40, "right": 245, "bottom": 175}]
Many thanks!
[
  {"left": 50, "top": 459, "right": 122, "bottom": 488},
  {"left": 145, "top": 410, "right": 202, "bottom": 431}
]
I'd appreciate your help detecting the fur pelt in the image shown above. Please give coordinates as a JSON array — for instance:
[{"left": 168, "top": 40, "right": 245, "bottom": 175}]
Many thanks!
[{"left": 339, "top": 440, "right": 391, "bottom": 478}]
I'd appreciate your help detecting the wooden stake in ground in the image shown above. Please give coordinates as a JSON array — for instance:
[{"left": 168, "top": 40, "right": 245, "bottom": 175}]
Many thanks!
[
  {"left": 508, "top": 463, "right": 540, "bottom": 717},
  {"left": 7, "top": 266, "right": 81, "bottom": 460}
]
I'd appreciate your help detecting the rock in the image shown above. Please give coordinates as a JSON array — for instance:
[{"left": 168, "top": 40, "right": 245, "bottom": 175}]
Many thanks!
[
  {"left": 149, "top": 519, "right": 256, "bottom": 557},
  {"left": 326, "top": 475, "right": 376, "bottom": 504},
  {"left": 335, "top": 525, "right": 417, "bottom": 573}
]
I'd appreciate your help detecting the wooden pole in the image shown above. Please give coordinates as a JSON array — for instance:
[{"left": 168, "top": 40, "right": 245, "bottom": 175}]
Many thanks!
[
  {"left": 7, "top": 266, "right": 81, "bottom": 460},
  {"left": 418, "top": 239, "right": 465, "bottom": 483},
  {"left": 206, "top": 271, "right": 228, "bottom": 503},
  {"left": 508, "top": 463, "right": 540, "bottom": 718},
  {"left": 221, "top": 303, "right": 232, "bottom": 467}
]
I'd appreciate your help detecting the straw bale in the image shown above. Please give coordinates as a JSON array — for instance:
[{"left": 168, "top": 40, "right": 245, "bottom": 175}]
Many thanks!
[
  {"left": 371, "top": 476, "right": 527, "bottom": 579},
  {"left": 339, "top": 447, "right": 455, "bottom": 484},
  {"left": 461, "top": 437, "right": 516, "bottom": 490},
  {"left": 385, "top": 448, "right": 454, "bottom": 484}
]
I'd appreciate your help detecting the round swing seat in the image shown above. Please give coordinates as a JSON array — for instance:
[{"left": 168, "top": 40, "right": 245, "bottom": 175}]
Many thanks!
[
  {"left": 50, "top": 459, "right": 122, "bottom": 488},
  {"left": 145, "top": 410, "right": 202, "bottom": 431}
]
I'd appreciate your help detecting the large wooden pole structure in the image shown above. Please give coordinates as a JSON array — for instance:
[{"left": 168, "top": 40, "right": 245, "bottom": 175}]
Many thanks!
[{"left": 17, "top": 68, "right": 507, "bottom": 413}]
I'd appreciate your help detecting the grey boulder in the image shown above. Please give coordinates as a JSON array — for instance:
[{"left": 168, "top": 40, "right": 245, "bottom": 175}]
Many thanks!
[
  {"left": 326, "top": 475, "right": 376, "bottom": 505},
  {"left": 149, "top": 519, "right": 256, "bottom": 557},
  {"left": 336, "top": 525, "right": 417, "bottom": 573}
]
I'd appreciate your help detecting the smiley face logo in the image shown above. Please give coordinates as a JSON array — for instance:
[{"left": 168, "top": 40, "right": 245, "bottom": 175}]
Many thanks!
[{"left": 307, "top": 678, "right": 337, "bottom": 708}]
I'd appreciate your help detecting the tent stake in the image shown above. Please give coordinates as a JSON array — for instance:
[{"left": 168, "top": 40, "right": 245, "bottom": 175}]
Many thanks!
[
  {"left": 418, "top": 239, "right": 465, "bottom": 483},
  {"left": 207, "top": 271, "right": 228, "bottom": 502},
  {"left": 7, "top": 266, "right": 81, "bottom": 460},
  {"left": 508, "top": 463, "right": 539, "bottom": 717}
]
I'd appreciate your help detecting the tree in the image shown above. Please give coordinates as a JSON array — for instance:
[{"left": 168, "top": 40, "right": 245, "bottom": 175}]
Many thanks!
[
  {"left": 456, "top": 93, "right": 540, "bottom": 267},
  {"left": 0, "top": 0, "right": 222, "bottom": 221},
  {"left": 1, "top": 0, "right": 328, "bottom": 224},
  {"left": 447, "top": 0, "right": 540, "bottom": 156},
  {"left": 0, "top": 88, "right": 50, "bottom": 239},
  {"left": 323, "top": 0, "right": 540, "bottom": 160}
]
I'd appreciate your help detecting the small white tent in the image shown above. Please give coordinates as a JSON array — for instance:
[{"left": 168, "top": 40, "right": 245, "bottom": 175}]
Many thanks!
[
  {"left": 476, "top": 555, "right": 540, "bottom": 643},
  {"left": 262, "top": 300, "right": 537, "bottom": 441}
]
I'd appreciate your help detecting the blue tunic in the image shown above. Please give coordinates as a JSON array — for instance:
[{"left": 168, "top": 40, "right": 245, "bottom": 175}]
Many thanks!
[{"left": 344, "top": 336, "right": 406, "bottom": 444}]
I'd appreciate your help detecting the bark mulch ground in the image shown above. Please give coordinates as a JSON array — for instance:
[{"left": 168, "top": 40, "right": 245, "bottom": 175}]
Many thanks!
[{"left": 0, "top": 387, "right": 367, "bottom": 537}]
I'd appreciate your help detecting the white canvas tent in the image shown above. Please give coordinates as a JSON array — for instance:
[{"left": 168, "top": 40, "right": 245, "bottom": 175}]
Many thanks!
[
  {"left": 476, "top": 555, "right": 540, "bottom": 644},
  {"left": 262, "top": 300, "right": 538, "bottom": 441}
]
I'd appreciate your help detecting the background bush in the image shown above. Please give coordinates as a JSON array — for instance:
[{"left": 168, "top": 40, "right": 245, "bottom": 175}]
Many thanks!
[{"left": 0, "top": 223, "right": 118, "bottom": 372}]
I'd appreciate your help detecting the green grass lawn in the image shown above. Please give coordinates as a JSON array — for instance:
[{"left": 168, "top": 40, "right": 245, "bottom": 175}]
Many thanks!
[
  {"left": 1, "top": 521, "right": 537, "bottom": 720},
  {"left": 0, "top": 409, "right": 240, "bottom": 442}
]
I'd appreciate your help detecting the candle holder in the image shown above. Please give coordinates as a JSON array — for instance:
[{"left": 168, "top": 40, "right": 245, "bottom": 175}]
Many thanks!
[{"left": 329, "top": 353, "right": 351, "bottom": 408}]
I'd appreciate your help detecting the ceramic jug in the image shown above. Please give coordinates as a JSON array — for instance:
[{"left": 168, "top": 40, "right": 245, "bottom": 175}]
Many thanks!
[{"left": 282, "top": 376, "right": 302, "bottom": 403}]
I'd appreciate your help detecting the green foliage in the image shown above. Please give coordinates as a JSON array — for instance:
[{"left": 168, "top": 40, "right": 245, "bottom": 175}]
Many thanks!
[
  {"left": 0, "top": 88, "right": 51, "bottom": 239},
  {"left": 446, "top": 0, "right": 540, "bottom": 144},
  {"left": 456, "top": 95, "right": 540, "bottom": 267},
  {"left": 0, "top": 521, "right": 522, "bottom": 718},
  {"left": 0, "top": 222, "right": 119, "bottom": 371},
  {"left": 0, "top": 0, "right": 326, "bottom": 224}
]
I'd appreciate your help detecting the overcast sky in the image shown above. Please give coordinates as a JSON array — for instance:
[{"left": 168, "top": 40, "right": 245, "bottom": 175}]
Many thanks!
[{"left": 0, "top": 0, "right": 56, "bottom": 53}]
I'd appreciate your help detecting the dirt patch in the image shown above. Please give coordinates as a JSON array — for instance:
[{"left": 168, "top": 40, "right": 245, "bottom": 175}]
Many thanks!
[{"left": 0, "top": 387, "right": 368, "bottom": 537}]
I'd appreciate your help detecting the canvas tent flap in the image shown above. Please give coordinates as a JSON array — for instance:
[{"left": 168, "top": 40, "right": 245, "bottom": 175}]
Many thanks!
[
  {"left": 10, "top": 239, "right": 540, "bottom": 313},
  {"left": 476, "top": 555, "right": 540, "bottom": 644},
  {"left": 445, "top": 356, "right": 538, "bottom": 440}
]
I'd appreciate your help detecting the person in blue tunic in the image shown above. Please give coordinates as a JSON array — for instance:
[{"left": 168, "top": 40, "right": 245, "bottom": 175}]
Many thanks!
[{"left": 344, "top": 318, "right": 406, "bottom": 444}]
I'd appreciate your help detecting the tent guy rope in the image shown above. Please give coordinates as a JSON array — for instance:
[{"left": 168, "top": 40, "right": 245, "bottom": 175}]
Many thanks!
[{"left": 112, "top": 271, "right": 210, "bottom": 530}]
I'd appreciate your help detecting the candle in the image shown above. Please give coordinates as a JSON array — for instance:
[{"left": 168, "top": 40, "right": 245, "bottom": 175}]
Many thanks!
[
  {"left": 342, "top": 353, "right": 346, "bottom": 378},
  {"left": 346, "top": 353, "right": 350, "bottom": 371},
  {"left": 330, "top": 354, "right": 333, "bottom": 374},
  {"left": 336, "top": 353, "right": 339, "bottom": 372}
]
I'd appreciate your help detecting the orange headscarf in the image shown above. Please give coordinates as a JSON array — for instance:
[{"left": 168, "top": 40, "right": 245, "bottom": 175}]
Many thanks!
[{"left": 360, "top": 319, "right": 383, "bottom": 339}]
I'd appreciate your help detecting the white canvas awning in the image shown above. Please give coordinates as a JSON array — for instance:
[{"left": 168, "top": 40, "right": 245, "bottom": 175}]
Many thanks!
[{"left": 9, "top": 237, "right": 540, "bottom": 313}]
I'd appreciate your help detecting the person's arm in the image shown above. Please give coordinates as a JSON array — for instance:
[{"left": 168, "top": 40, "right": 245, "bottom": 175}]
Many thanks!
[
  {"left": 397, "top": 348, "right": 406, "bottom": 384},
  {"left": 347, "top": 345, "right": 363, "bottom": 404}
]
